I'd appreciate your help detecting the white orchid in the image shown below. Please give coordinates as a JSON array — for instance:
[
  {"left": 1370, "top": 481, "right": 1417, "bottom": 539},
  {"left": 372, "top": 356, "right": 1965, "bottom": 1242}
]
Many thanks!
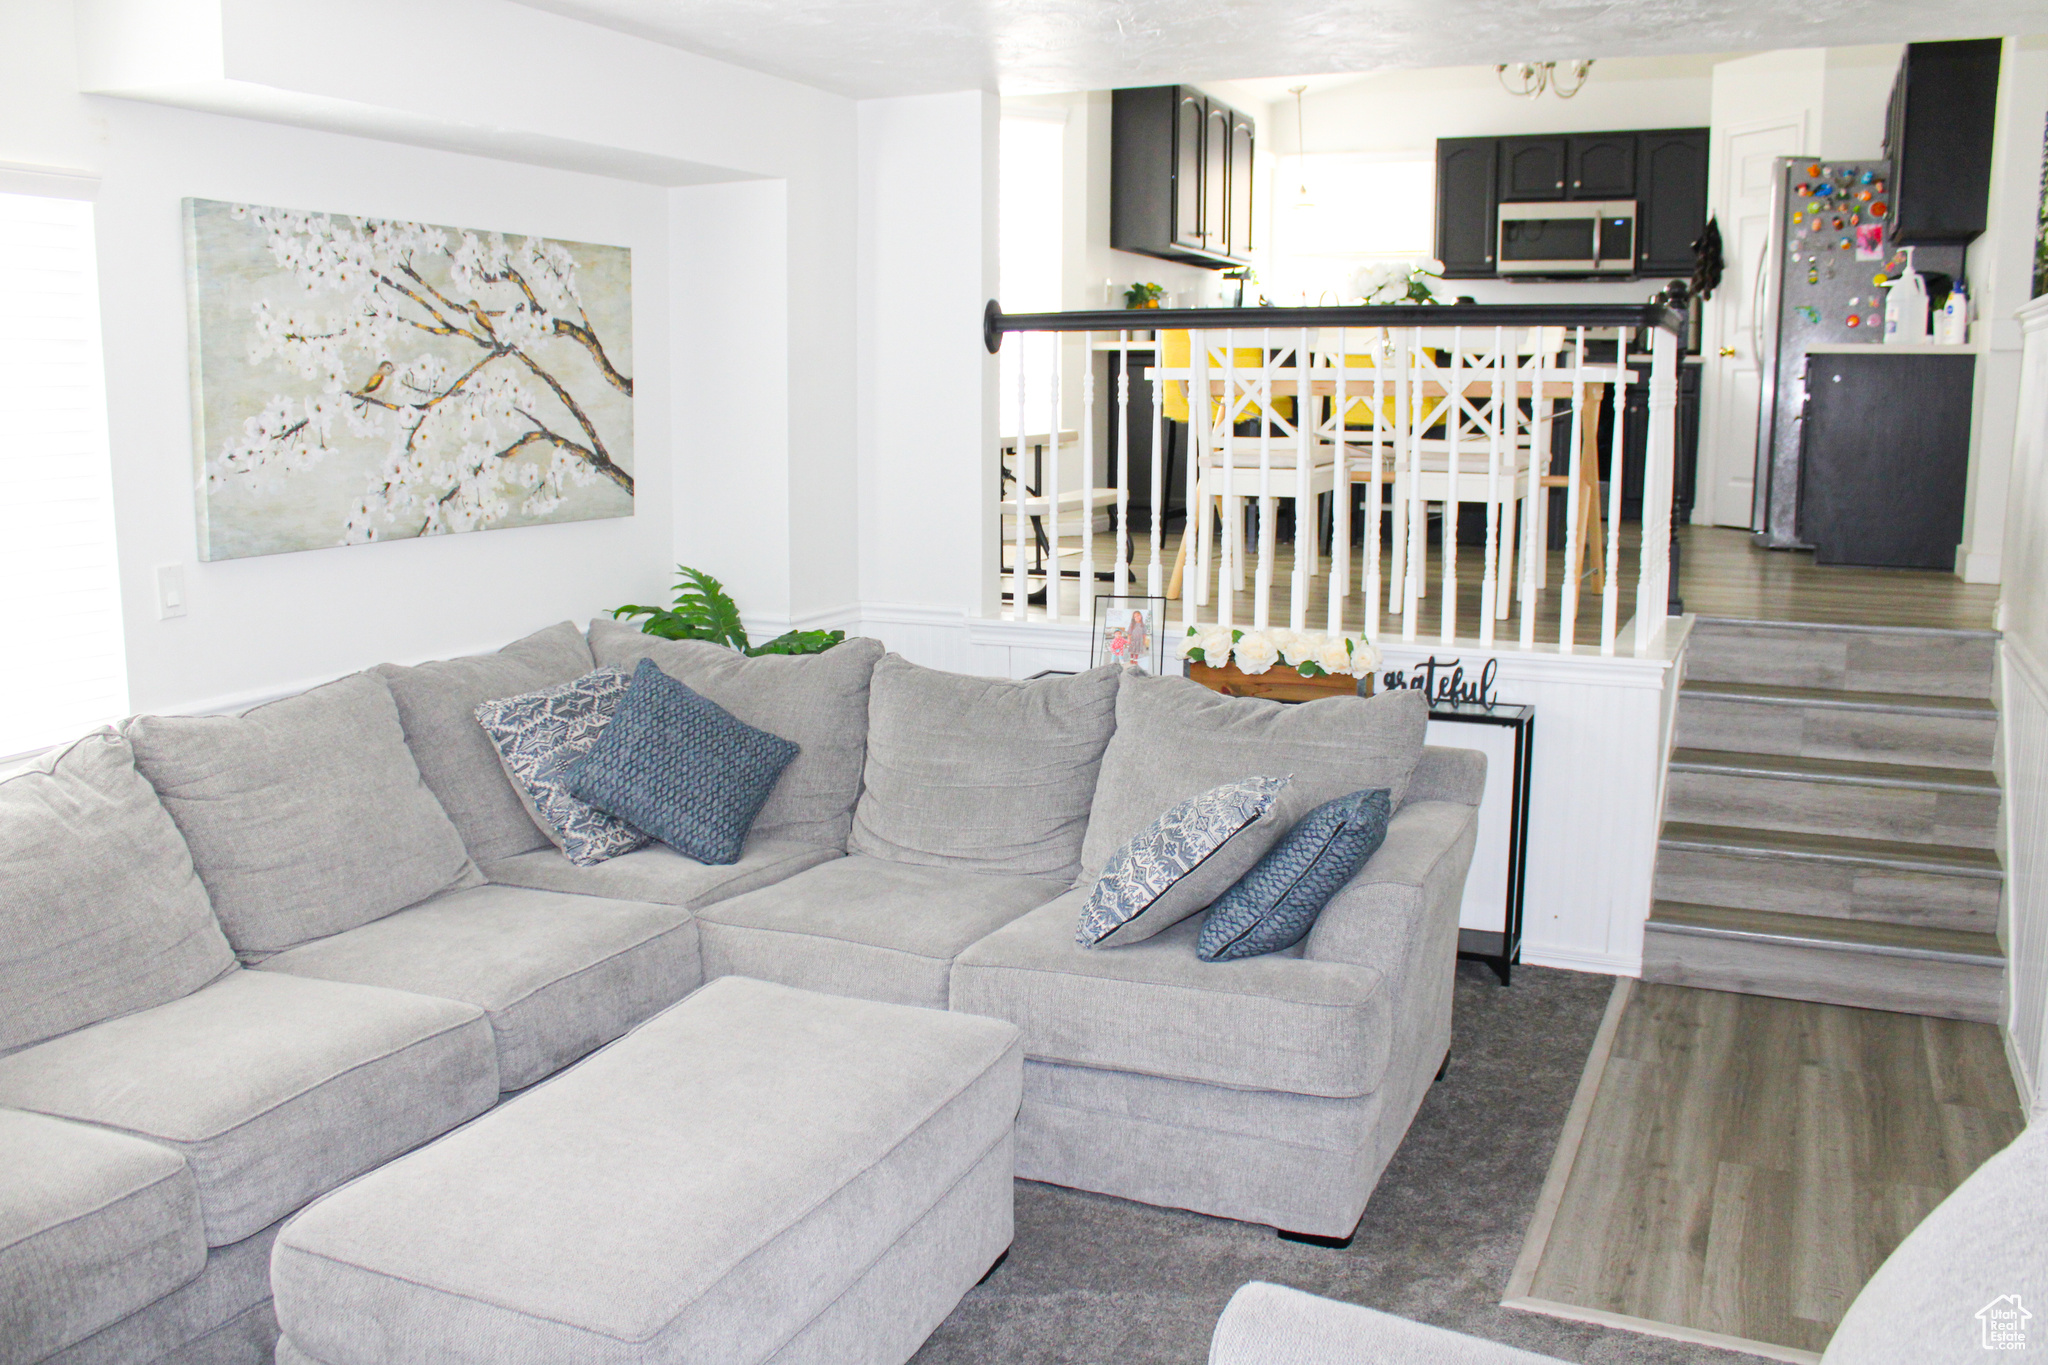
[{"left": 1350, "top": 258, "right": 1445, "bottom": 307}]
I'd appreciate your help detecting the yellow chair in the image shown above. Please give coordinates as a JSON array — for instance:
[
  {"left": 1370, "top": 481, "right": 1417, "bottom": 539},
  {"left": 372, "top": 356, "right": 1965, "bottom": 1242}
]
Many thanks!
[{"left": 1159, "top": 330, "right": 1296, "bottom": 426}]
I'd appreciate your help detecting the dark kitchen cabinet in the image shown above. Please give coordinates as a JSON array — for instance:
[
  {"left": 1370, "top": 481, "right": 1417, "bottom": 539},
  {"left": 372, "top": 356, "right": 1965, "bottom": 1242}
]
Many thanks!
[
  {"left": 1798, "top": 352, "right": 1973, "bottom": 569},
  {"left": 1885, "top": 39, "right": 2002, "bottom": 246},
  {"left": 1436, "top": 138, "right": 1499, "bottom": 278},
  {"left": 1436, "top": 125, "right": 1708, "bottom": 279},
  {"left": 1568, "top": 135, "right": 1635, "bottom": 198},
  {"left": 1112, "top": 85, "right": 1256, "bottom": 268},
  {"left": 1635, "top": 129, "right": 1710, "bottom": 277},
  {"left": 1499, "top": 137, "right": 1567, "bottom": 200},
  {"left": 1227, "top": 109, "right": 1256, "bottom": 260}
]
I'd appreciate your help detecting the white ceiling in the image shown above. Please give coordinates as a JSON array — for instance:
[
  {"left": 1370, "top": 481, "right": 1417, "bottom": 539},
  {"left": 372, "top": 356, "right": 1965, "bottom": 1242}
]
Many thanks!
[{"left": 510, "top": 0, "right": 2044, "bottom": 98}]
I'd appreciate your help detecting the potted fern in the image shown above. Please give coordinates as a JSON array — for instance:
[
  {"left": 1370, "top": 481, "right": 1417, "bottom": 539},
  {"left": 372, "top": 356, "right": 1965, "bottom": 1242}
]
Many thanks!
[{"left": 611, "top": 566, "right": 845, "bottom": 656}]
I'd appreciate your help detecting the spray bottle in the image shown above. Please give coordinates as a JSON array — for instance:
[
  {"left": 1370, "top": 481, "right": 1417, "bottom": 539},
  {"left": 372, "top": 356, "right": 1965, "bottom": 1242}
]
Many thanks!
[{"left": 1883, "top": 247, "right": 1929, "bottom": 346}]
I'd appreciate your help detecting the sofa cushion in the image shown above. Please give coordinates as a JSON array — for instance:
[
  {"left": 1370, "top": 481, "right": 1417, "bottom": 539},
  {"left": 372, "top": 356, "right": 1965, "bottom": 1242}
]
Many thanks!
[
  {"left": 0, "top": 1109, "right": 207, "bottom": 1363},
  {"left": 697, "top": 856, "right": 1069, "bottom": 1008},
  {"left": 567, "top": 659, "right": 799, "bottom": 866},
  {"left": 951, "top": 889, "right": 1394, "bottom": 1097},
  {"left": 849, "top": 657, "right": 1122, "bottom": 881},
  {"left": 1200, "top": 789, "right": 1393, "bottom": 962},
  {"left": 1077, "top": 775, "right": 1292, "bottom": 949},
  {"left": 482, "top": 837, "right": 837, "bottom": 908},
  {"left": 0, "top": 732, "right": 235, "bottom": 1055},
  {"left": 474, "top": 667, "right": 649, "bottom": 866},
  {"left": 41, "top": 1220, "right": 280, "bottom": 1365},
  {"left": 124, "top": 674, "right": 480, "bottom": 957},
  {"left": 257, "top": 884, "right": 700, "bottom": 1091},
  {"left": 0, "top": 972, "right": 497, "bottom": 1245},
  {"left": 589, "top": 619, "right": 884, "bottom": 851},
  {"left": 270, "top": 977, "right": 1020, "bottom": 1365},
  {"left": 375, "top": 622, "right": 595, "bottom": 864},
  {"left": 1081, "top": 675, "right": 1426, "bottom": 878}
]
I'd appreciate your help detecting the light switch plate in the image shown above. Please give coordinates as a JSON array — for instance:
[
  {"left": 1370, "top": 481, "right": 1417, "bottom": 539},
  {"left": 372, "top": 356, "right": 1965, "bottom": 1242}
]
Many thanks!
[{"left": 156, "top": 565, "right": 186, "bottom": 620}]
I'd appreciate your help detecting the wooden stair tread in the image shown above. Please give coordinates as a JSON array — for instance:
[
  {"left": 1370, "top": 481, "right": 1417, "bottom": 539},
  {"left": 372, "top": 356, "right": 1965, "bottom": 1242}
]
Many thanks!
[
  {"left": 1680, "top": 680, "right": 1997, "bottom": 716},
  {"left": 1691, "top": 616, "right": 2001, "bottom": 640},
  {"left": 1658, "top": 822, "right": 2004, "bottom": 877},
  {"left": 1648, "top": 902, "right": 2004, "bottom": 963},
  {"left": 1668, "top": 747, "right": 1999, "bottom": 793}
]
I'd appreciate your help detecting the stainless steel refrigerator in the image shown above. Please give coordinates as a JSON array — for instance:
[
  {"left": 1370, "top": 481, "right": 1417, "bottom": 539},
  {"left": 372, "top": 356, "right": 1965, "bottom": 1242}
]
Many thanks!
[{"left": 1751, "top": 156, "right": 1892, "bottom": 548}]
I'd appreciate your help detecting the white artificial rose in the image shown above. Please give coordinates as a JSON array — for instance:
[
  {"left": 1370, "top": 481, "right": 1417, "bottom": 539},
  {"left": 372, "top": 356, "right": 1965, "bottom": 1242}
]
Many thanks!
[
  {"left": 1314, "top": 638, "right": 1354, "bottom": 675},
  {"left": 1346, "top": 636, "right": 1384, "bottom": 675},
  {"left": 1198, "top": 626, "right": 1234, "bottom": 664},
  {"left": 1270, "top": 630, "right": 1308, "bottom": 665},
  {"left": 1232, "top": 632, "right": 1279, "bottom": 674},
  {"left": 1175, "top": 628, "right": 1205, "bottom": 661}
]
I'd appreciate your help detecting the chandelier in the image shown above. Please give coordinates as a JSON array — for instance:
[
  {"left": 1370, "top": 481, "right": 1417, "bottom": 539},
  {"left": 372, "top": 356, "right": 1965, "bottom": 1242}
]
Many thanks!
[{"left": 1496, "top": 60, "right": 1594, "bottom": 99}]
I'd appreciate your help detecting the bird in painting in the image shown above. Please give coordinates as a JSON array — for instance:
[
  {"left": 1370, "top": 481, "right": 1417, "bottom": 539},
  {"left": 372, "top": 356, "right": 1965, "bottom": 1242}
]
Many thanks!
[{"left": 356, "top": 360, "right": 394, "bottom": 398}]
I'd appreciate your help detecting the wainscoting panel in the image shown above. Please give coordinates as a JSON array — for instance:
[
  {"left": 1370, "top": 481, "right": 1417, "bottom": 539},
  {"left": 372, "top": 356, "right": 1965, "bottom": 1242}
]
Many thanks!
[{"left": 2001, "top": 636, "right": 2048, "bottom": 1118}]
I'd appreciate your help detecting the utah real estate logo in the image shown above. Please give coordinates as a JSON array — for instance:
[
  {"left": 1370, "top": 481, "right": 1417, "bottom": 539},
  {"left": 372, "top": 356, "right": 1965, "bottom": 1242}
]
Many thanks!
[{"left": 1978, "top": 1295, "right": 2030, "bottom": 1350}]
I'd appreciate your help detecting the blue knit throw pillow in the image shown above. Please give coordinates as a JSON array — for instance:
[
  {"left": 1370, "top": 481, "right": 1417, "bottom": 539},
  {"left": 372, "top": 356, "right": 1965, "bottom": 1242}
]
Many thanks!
[
  {"left": 564, "top": 658, "right": 799, "bottom": 866},
  {"left": 1197, "top": 789, "right": 1392, "bottom": 961}
]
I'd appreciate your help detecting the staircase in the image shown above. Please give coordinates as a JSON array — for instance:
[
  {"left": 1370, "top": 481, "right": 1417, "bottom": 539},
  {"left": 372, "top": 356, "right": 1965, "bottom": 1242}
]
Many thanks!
[{"left": 1646, "top": 618, "right": 2005, "bottom": 1023}]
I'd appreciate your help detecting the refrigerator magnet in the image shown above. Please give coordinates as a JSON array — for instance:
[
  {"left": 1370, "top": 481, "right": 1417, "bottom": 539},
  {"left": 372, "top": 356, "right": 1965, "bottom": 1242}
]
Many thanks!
[{"left": 1855, "top": 224, "right": 1883, "bottom": 260}]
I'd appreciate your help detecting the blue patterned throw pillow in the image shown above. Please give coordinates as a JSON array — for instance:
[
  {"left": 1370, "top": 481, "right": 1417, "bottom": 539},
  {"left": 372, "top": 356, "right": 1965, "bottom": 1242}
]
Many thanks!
[
  {"left": 1076, "top": 775, "right": 1292, "bottom": 949},
  {"left": 1197, "top": 789, "right": 1392, "bottom": 962},
  {"left": 564, "top": 658, "right": 799, "bottom": 866},
  {"left": 475, "top": 668, "right": 650, "bottom": 867}
]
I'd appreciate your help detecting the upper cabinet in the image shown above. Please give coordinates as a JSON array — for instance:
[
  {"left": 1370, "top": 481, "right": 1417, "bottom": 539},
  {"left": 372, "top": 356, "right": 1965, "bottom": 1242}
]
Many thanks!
[
  {"left": 1437, "top": 125, "right": 1710, "bottom": 279},
  {"left": 1436, "top": 138, "right": 1500, "bottom": 278},
  {"left": 1885, "top": 40, "right": 2002, "bottom": 247},
  {"left": 1113, "top": 86, "right": 1256, "bottom": 268},
  {"left": 1499, "top": 137, "right": 1567, "bottom": 201},
  {"left": 1635, "top": 130, "right": 1709, "bottom": 277},
  {"left": 1568, "top": 135, "right": 1636, "bottom": 198}
]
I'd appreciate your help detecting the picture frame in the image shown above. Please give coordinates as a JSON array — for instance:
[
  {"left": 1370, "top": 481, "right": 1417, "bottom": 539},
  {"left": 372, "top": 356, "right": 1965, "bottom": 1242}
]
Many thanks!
[{"left": 1092, "top": 595, "right": 1168, "bottom": 674}]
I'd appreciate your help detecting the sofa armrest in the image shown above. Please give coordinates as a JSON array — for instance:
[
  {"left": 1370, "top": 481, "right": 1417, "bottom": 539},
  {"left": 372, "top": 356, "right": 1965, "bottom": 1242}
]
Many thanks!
[
  {"left": 1405, "top": 744, "right": 1486, "bottom": 807},
  {"left": 1301, "top": 799, "right": 1476, "bottom": 973},
  {"left": 1210, "top": 1282, "right": 1568, "bottom": 1364}
]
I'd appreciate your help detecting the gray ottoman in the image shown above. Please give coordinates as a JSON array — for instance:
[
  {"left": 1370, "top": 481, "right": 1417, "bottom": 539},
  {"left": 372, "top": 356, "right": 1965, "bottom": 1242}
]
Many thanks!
[{"left": 270, "top": 976, "right": 1021, "bottom": 1365}]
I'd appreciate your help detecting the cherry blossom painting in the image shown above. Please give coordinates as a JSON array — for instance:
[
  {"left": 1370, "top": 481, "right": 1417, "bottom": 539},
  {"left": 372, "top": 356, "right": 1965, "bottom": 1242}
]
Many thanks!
[{"left": 183, "top": 198, "right": 632, "bottom": 560}]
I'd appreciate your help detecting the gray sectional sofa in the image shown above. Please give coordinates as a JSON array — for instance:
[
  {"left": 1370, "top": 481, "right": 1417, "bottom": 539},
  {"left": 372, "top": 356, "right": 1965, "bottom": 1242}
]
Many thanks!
[{"left": 1, "top": 617, "right": 1482, "bottom": 1365}]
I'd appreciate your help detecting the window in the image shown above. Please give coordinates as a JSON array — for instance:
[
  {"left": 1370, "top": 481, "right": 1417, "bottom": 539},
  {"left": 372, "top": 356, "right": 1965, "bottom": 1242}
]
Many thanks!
[
  {"left": 1267, "top": 152, "right": 1434, "bottom": 302},
  {"left": 0, "top": 188, "right": 127, "bottom": 758}
]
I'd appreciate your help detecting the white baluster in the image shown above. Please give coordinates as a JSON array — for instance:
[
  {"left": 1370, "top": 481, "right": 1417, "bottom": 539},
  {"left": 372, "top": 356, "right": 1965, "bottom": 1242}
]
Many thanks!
[
  {"left": 1147, "top": 335, "right": 1163, "bottom": 598},
  {"left": 1637, "top": 325, "right": 1678, "bottom": 653},
  {"left": 1558, "top": 326, "right": 1587, "bottom": 653},
  {"left": 1116, "top": 331, "right": 1132, "bottom": 595},
  {"left": 1601, "top": 350, "right": 1625, "bottom": 655},
  {"left": 1402, "top": 329, "right": 1423, "bottom": 641},
  {"left": 1012, "top": 343, "right": 1029, "bottom": 617},
  {"left": 1520, "top": 345, "right": 1549, "bottom": 650},
  {"left": 1441, "top": 328, "right": 1463, "bottom": 645},
  {"left": 1046, "top": 336, "right": 1064, "bottom": 621},
  {"left": 1081, "top": 336, "right": 1098, "bottom": 624},
  {"left": 1181, "top": 333, "right": 1201, "bottom": 630},
  {"left": 1329, "top": 327, "right": 1351, "bottom": 636},
  {"left": 1254, "top": 329, "right": 1276, "bottom": 631},
  {"left": 1366, "top": 330, "right": 1383, "bottom": 643},
  {"left": 1480, "top": 326, "right": 1503, "bottom": 649}
]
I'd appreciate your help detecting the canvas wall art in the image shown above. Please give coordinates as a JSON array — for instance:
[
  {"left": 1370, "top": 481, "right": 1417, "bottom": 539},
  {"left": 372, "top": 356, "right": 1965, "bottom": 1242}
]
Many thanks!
[{"left": 183, "top": 198, "right": 633, "bottom": 560}]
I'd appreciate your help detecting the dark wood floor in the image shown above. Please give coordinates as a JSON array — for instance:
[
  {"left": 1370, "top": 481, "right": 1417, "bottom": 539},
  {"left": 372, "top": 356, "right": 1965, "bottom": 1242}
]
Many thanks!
[
  {"left": 1677, "top": 527, "right": 1999, "bottom": 632},
  {"left": 1512, "top": 982, "right": 2024, "bottom": 1360}
]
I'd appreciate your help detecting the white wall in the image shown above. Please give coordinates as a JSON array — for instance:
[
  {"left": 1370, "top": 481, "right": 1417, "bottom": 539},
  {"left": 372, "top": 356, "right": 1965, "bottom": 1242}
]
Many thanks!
[
  {"left": 2002, "top": 296, "right": 2048, "bottom": 1120},
  {"left": 0, "top": 0, "right": 866, "bottom": 715}
]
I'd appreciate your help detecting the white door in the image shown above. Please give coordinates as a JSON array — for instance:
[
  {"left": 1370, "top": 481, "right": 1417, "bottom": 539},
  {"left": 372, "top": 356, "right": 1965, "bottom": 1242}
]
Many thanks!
[{"left": 1697, "top": 54, "right": 1818, "bottom": 528}]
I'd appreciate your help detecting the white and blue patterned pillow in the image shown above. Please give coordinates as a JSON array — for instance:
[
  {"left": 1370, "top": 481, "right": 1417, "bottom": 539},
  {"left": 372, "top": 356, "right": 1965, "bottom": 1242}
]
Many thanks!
[
  {"left": 1076, "top": 775, "right": 1292, "bottom": 949},
  {"left": 1198, "top": 789, "right": 1391, "bottom": 961},
  {"left": 475, "top": 668, "right": 650, "bottom": 867},
  {"left": 565, "top": 659, "right": 800, "bottom": 867}
]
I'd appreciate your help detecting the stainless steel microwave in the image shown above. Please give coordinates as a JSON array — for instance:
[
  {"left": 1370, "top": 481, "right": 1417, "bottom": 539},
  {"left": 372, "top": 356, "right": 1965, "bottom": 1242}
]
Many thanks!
[{"left": 1496, "top": 200, "right": 1637, "bottom": 275}]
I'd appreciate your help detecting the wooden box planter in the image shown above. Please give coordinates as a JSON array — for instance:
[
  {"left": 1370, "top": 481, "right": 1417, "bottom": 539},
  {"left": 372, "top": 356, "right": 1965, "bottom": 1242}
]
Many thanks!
[{"left": 1187, "top": 662, "right": 1373, "bottom": 703}]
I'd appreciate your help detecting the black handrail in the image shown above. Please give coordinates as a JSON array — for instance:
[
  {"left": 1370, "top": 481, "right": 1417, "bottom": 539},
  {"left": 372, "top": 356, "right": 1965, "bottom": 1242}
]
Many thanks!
[{"left": 983, "top": 298, "right": 1688, "bottom": 353}]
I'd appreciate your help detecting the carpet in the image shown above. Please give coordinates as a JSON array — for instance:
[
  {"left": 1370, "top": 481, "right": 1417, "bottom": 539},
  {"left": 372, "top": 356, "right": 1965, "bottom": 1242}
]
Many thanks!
[{"left": 910, "top": 962, "right": 1774, "bottom": 1365}]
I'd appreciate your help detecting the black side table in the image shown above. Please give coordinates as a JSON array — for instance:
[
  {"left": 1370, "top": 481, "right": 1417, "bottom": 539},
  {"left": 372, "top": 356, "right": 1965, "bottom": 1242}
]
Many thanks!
[{"left": 1427, "top": 700, "right": 1534, "bottom": 986}]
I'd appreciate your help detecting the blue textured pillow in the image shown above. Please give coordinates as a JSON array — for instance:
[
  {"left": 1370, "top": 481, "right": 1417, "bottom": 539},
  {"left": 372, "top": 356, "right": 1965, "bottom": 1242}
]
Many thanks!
[
  {"left": 1076, "top": 775, "right": 1292, "bottom": 948},
  {"left": 1197, "top": 789, "right": 1392, "bottom": 962},
  {"left": 564, "top": 658, "right": 799, "bottom": 866}
]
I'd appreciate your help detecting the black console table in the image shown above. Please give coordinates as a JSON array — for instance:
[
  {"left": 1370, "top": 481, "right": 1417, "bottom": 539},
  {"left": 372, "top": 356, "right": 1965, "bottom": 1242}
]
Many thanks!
[{"left": 1428, "top": 700, "right": 1534, "bottom": 986}]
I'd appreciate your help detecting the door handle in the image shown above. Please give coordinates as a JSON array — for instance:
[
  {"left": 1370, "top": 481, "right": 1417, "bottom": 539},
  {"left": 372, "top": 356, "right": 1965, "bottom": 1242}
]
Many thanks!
[{"left": 1719, "top": 347, "right": 1737, "bottom": 357}]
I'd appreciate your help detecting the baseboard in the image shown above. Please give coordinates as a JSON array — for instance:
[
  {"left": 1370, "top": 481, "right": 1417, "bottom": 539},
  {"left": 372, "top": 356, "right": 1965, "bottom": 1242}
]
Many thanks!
[
  {"left": 1960, "top": 549, "right": 2001, "bottom": 586},
  {"left": 1519, "top": 946, "right": 1642, "bottom": 977},
  {"left": 1501, "top": 1298, "right": 1821, "bottom": 1365}
]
